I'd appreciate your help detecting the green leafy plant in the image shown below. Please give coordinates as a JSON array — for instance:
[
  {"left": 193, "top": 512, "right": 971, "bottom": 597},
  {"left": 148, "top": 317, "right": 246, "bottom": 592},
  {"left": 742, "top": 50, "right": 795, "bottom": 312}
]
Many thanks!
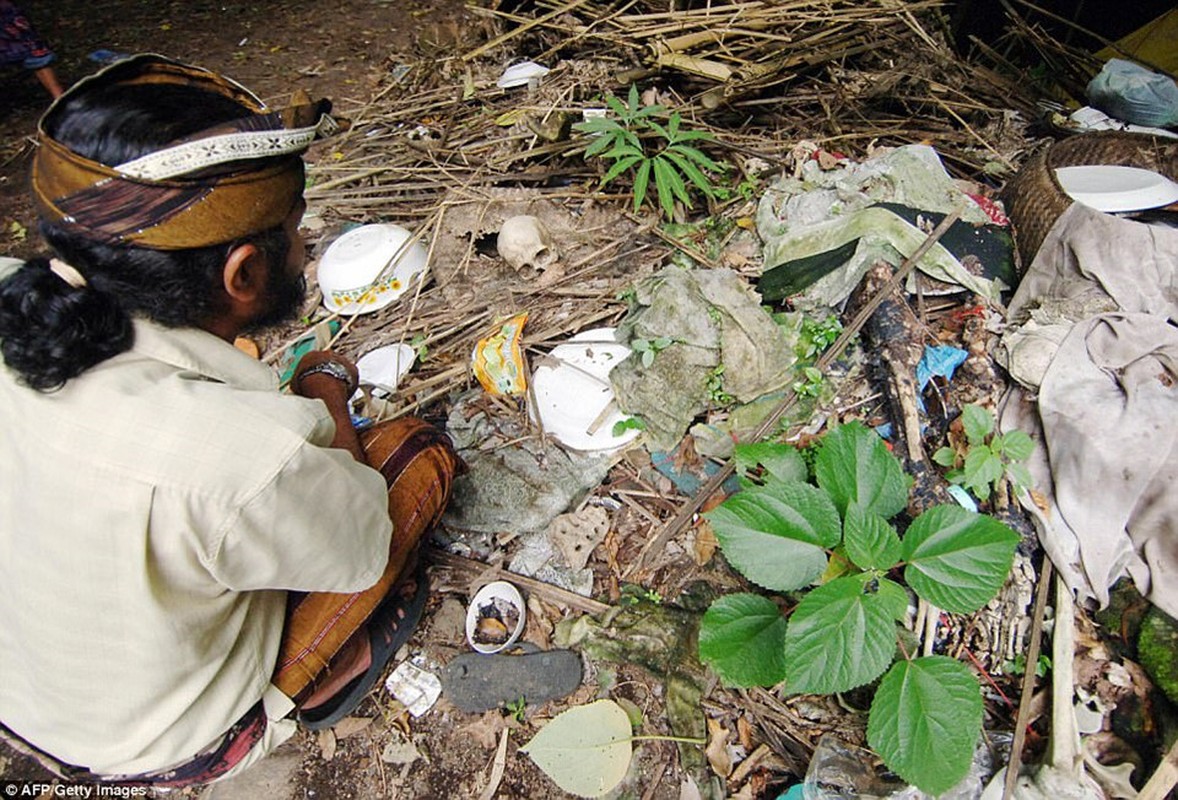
[
  {"left": 792, "top": 365, "right": 824, "bottom": 399},
  {"left": 629, "top": 336, "right": 673, "bottom": 368},
  {"left": 611, "top": 416, "right": 646, "bottom": 437},
  {"left": 932, "top": 404, "right": 1035, "bottom": 501},
  {"left": 796, "top": 314, "right": 843, "bottom": 360},
  {"left": 505, "top": 696, "right": 528, "bottom": 723},
  {"left": 706, "top": 364, "right": 734, "bottom": 406},
  {"left": 698, "top": 422, "right": 1019, "bottom": 795},
  {"left": 574, "top": 85, "right": 724, "bottom": 219}
]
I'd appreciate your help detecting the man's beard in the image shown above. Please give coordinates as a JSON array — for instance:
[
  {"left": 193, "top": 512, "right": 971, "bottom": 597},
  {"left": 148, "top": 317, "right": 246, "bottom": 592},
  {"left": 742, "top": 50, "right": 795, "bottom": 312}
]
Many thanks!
[{"left": 246, "top": 269, "right": 307, "bottom": 332}]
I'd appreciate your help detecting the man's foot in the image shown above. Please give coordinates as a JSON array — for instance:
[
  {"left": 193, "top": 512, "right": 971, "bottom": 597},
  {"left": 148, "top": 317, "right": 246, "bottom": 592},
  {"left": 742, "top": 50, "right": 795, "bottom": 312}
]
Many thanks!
[{"left": 297, "top": 564, "right": 429, "bottom": 730}]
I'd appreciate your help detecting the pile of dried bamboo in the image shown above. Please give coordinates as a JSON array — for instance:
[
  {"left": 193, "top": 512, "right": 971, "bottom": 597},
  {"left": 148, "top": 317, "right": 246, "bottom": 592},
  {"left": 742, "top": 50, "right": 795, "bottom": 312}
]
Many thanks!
[{"left": 294, "top": 0, "right": 1044, "bottom": 422}]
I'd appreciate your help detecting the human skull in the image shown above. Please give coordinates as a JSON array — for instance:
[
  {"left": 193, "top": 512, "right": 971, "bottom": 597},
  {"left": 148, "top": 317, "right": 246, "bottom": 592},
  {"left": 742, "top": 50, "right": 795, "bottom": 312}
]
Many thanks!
[{"left": 496, "top": 215, "right": 558, "bottom": 272}]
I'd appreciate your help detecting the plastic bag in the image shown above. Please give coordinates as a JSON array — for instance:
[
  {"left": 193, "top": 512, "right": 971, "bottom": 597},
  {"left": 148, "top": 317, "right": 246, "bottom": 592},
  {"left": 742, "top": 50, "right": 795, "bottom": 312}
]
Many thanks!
[{"left": 1086, "top": 59, "right": 1178, "bottom": 128}]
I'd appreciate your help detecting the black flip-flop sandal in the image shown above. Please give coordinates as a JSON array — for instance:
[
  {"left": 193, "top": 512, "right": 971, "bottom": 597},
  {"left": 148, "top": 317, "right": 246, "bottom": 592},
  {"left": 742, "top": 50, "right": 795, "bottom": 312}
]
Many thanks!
[
  {"left": 298, "top": 563, "right": 429, "bottom": 730},
  {"left": 440, "top": 645, "right": 583, "bottom": 713}
]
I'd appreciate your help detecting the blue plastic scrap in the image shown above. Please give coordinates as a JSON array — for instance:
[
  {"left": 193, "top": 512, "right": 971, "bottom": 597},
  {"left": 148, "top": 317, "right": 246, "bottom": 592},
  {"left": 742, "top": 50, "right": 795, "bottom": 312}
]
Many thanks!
[{"left": 916, "top": 345, "right": 969, "bottom": 394}]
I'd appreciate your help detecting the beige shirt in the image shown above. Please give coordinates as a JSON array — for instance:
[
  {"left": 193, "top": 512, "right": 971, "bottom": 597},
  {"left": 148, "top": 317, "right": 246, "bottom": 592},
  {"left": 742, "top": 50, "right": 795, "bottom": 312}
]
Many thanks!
[{"left": 0, "top": 284, "right": 392, "bottom": 774}]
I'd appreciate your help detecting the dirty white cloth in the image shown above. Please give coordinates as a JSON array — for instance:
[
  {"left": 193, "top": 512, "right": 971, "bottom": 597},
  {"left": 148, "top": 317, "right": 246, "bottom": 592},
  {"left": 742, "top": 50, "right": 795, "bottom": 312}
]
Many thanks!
[
  {"left": 998, "top": 202, "right": 1178, "bottom": 617},
  {"left": 0, "top": 261, "right": 392, "bottom": 776}
]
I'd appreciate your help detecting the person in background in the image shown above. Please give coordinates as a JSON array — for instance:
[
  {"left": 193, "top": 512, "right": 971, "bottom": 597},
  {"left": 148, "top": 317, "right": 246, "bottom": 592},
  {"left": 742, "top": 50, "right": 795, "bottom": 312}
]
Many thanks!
[
  {"left": 0, "top": 54, "right": 461, "bottom": 786},
  {"left": 1, "top": 1, "right": 63, "bottom": 98}
]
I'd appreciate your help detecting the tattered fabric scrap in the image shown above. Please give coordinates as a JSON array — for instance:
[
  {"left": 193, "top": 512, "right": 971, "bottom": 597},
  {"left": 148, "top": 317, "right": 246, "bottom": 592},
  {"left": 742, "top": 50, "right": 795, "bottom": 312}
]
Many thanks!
[
  {"left": 755, "top": 144, "right": 1008, "bottom": 311},
  {"left": 610, "top": 267, "right": 796, "bottom": 452},
  {"left": 998, "top": 201, "right": 1178, "bottom": 618}
]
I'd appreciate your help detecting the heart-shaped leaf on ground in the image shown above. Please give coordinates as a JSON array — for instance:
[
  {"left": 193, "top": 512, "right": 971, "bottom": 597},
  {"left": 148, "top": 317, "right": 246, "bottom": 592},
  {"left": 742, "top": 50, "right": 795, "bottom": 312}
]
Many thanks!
[
  {"left": 699, "top": 593, "right": 788, "bottom": 688},
  {"left": 704, "top": 481, "right": 840, "bottom": 591},
  {"left": 520, "top": 699, "right": 633, "bottom": 798},
  {"left": 783, "top": 574, "right": 902, "bottom": 694},
  {"left": 867, "top": 656, "right": 983, "bottom": 796},
  {"left": 902, "top": 505, "right": 1019, "bottom": 613}
]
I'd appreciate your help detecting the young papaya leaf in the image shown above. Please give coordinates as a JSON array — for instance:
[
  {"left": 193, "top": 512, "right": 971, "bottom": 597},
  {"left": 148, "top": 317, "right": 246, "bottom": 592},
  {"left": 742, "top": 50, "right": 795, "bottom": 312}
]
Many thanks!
[
  {"left": 842, "top": 505, "right": 902, "bottom": 570},
  {"left": 733, "top": 442, "right": 808, "bottom": 485},
  {"left": 652, "top": 158, "right": 678, "bottom": 218},
  {"left": 814, "top": 421, "right": 909, "bottom": 520},
  {"left": 699, "top": 593, "right": 788, "bottom": 687},
  {"left": 666, "top": 142, "right": 724, "bottom": 172},
  {"left": 961, "top": 404, "right": 993, "bottom": 445},
  {"left": 632, "top": 159, "right": 652, "bottom": 213},
  {"left": 902, "top": 505, "right": 1019, "bottom": 613},
  {"left": 660, "top": 149, "right": 716, "bottom": 199},
  {"left": 867, "top": 656, "right": 983, "bottom": 796},
  {"left": 704, "top": 482, "right": 840, "bottom": 591},
  {"left": 600, "top": 155, "right": 642, "bottom": 186},
  {"left": 520, "top": 699, "right": 634, "bottom": 798},
  {"left": 783, "top": 573, "right": 899, "bottom": 694}
]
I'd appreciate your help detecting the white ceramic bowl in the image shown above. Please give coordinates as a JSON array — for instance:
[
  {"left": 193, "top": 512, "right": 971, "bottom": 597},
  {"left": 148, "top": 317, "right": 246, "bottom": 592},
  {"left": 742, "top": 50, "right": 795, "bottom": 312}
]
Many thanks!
[
  {"left": 318, "top": 224, "right": 428, "bottom": 315},
  {"left": 465, "top": 581, "right": 526, "bottom": 655}
]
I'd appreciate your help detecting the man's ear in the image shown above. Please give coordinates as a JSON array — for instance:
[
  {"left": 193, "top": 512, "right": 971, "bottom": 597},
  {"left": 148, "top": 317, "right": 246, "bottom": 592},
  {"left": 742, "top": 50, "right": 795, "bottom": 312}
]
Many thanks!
[{"left": 222, "top": 242, "right": 269, "bottom": 310}]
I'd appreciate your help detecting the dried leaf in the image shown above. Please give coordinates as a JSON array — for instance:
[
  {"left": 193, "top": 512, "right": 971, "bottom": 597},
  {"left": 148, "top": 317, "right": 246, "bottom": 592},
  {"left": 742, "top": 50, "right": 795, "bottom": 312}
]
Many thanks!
[
  {"left": 317, "top": 728, "right": 337, "bottom": 762},
  {"left": 705, "top": 718, "right": 733, "bottom": 778},
  {"left": 692, "top": 520, "right": 717, "bottom": 566},
  {"left": 736, "top": 716, "right": 755, "bottom": 751},
  {"left": 380, "top": 736, "right": 423, "bottom": 765},
  {"left": 333, "top": 716, "right": 372, "bottom": 739}
]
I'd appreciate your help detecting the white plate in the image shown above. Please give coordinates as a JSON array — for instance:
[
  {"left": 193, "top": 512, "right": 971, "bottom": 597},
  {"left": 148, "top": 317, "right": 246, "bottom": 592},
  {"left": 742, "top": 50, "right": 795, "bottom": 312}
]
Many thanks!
[
  {"left": 357, "top": 343, "right": 416, "bottom": 395},
  {"left": 1055, "top": 165, "right": 1178, "bottom": 213},
  {"left": 318, "top": 224, "right": 429, "bottom": 315},
  {"left": 529, "top": 327, "right": 640, "bottom": 453}
]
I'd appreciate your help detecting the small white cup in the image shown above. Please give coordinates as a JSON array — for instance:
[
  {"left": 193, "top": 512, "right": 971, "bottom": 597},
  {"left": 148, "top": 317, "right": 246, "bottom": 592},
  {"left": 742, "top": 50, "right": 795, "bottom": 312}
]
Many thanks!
[{"left": 465, "top": 581, "right": 526, "bottom": 654}]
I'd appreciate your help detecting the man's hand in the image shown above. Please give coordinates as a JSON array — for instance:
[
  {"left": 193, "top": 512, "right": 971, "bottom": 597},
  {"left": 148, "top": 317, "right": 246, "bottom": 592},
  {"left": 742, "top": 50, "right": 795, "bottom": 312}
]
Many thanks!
[{"left": 291, "top": 350, "right": 366, "bottom": 463}]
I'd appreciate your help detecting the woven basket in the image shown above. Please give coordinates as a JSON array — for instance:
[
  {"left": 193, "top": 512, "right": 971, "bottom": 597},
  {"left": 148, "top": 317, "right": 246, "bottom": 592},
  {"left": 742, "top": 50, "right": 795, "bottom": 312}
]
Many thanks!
[{"left": 1001, "top": 131, "right": 1178, "bottom": 267}]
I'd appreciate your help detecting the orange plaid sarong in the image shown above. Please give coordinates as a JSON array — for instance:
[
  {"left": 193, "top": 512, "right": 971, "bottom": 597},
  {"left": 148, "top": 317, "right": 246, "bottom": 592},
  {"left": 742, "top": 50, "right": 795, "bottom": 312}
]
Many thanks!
[{"left": 272, "top": 417, "right": 461, "bottom": 700}]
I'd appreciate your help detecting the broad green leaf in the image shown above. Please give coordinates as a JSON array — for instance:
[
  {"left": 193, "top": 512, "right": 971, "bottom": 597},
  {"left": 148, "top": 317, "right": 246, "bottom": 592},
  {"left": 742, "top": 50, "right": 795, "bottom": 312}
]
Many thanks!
[
  {"left": 1007, "top": 462, "right": 1033, "bottom": 491},
  {"left": 521, "top": 699, "right": 633, "bottom": 798},
  {"left": 902, "top": 505, "right": 1019, "bottom": 613},
  {"left": 814, "top": 421, "right": 909, "bottom": 520},
  {"left": 734, "top": 442, "right": 808, "bottom": 485},
  {"left": 843, "top": 505, "right": 902, "bottom": 570},
  {"left": 867, "top": 656, "right": 983, "bottom": 796},
  {"left": 932, "top": 446, "right": 957, "bottom": 467},
  {"left": 705, "top": 482, "right": 841, "bottom": 591},
  {"left": 632, "top": 159, "right": 652, "bottom": 213},
  {"left": 783, "top": 574, "right": 899, "bottom": 694},
  {"left": 961, "top": 404, "right": 993, "bottom": 445},
  {"left": 962, "top": 447, "right": 1003, "bottom": 499},
  {"left": 996, "top": 429, "right": 1034, "bottom": 461},
  {"left": 699, "top": 593, "right": 788, "bottom": 687},
  {"left": 574, "top": 117, "right": 625, "bottom": 135},
  {"left": 668, "top": 128, "right": 716, "bottom": 143},
  {"left": 600, "top": 155, "right": 642, "bottom": 186}
]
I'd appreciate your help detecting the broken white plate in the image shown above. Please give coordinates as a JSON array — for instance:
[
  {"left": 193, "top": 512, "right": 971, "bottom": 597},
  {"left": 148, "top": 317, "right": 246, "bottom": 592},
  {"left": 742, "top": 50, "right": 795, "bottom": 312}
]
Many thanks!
[
  {"left": 357, "top": 343, "right": 416, "bottom": 396},
  {"left": 529, "top": 327, "right": 640, "bottom": 453},
  {"left": 496, "top": 60, "right": 549, "bottom": 89},
  {"left": 1055, "top": 165, "right": 1178, "bottom": 213}
]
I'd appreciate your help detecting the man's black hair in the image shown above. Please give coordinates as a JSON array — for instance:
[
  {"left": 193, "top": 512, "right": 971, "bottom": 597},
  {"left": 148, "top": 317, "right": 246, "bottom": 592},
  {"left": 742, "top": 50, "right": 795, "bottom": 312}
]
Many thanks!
[{"left": 0, "top": 82, "right": 294, "bottom": 391}]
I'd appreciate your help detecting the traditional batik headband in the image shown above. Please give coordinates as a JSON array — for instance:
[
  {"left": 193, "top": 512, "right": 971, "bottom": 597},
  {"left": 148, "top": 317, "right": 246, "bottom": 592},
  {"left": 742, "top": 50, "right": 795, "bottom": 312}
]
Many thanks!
[{"left": 31, "top": 54, "right": 341, "bottom": 250}]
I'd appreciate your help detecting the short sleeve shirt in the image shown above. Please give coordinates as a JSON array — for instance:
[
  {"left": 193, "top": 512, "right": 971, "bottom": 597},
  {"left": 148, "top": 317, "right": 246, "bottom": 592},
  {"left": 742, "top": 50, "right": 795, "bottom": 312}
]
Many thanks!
[{"left": 0, "top": 302, "right": 393, "bottom": 774}]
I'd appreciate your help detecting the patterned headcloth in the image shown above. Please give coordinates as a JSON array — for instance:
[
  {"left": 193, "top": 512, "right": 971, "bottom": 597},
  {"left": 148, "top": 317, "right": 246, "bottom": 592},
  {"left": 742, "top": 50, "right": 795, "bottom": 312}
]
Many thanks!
[{"left": 31, "top": 54, "right": 340, "bottom": 250}]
